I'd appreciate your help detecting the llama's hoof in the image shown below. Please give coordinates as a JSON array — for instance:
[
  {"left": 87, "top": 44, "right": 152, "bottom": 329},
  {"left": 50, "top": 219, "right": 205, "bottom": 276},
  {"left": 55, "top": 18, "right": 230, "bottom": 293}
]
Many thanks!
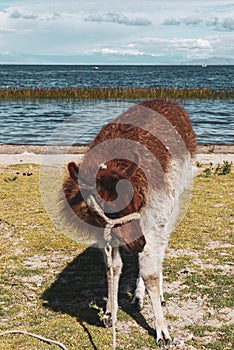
[
  {"left": 166, "top": 338, "right": 172, "bottom": 347},
  {"left": 103, "top": 313, "right": 112, "bottom": 328},
  {"left": 157, "top": 337, "right": 172, "bottom": 348},
  {"left": 161, "top": 300, "right": 166, "bottom": 307},
  {"left": 157, "top": 338, "right": 164, "bottom": 348}
]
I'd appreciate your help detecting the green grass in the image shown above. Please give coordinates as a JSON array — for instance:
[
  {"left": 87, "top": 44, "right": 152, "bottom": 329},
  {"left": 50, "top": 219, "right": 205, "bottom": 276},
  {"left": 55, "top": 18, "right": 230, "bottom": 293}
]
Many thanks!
[
  {"left": 0, "top": 87, "right": 233, "bottom": 99},
  {"left": 187, "top": 325, "right": 234, "bottom": 350},
  {"left": 183, "top": 270, "right": 233, "bottom": 308},
  {"left": 0, "top": 163, "right": 233, "bottom": 349}
]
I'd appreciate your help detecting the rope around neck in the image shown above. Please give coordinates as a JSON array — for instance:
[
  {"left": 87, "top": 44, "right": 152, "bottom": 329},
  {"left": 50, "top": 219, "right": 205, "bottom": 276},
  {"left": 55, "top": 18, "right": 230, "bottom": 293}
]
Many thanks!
[
  {"left": 88, "top": 195, "right": 141, "bottom": 350},
  {"left": 87, "top": 195, "right": 141, "bottom": 244}
]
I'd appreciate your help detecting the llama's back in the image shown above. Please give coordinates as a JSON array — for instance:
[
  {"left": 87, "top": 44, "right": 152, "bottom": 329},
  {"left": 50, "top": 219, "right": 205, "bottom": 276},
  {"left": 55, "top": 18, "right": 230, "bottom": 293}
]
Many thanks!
[
  {"left": 90, "top": 100, "right": 196, "bottom": 175},
  {"left": 129, "top": 100, "right": 196, "bottom": 238},
  {"left": 139, "top": 100, "right": 196, "bottom": 157}
]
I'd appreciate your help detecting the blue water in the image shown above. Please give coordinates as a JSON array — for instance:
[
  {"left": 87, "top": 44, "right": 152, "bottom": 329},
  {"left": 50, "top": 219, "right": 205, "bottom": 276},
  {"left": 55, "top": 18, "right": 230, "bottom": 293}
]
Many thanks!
[{"left": 0, "top": 65, "right": 233, "bottom": 145}]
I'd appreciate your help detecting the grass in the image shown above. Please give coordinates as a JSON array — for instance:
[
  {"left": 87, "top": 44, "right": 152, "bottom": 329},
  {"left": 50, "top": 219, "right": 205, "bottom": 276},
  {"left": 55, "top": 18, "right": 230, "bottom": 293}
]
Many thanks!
[
  {"left": 0, "top": 87, "right": 233, "bottom": 100},
  {"left": 187, "top": 324, "right": 233, "bottom": 350},
  {"left": 0, "top": 162, "right": 233, "bottom": 349}
]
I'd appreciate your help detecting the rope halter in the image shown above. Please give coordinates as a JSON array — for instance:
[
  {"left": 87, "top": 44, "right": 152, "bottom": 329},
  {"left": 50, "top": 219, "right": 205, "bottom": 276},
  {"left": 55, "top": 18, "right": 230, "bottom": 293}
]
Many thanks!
[{"left": 87, "top": 194, "right": 141, "bottom": 245}]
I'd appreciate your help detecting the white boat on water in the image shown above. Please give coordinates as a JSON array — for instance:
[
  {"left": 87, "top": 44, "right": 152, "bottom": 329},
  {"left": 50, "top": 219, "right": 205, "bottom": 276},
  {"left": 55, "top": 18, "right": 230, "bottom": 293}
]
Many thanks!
[{"left": 202, "top": 64, "right": 207, "bottom": 68}]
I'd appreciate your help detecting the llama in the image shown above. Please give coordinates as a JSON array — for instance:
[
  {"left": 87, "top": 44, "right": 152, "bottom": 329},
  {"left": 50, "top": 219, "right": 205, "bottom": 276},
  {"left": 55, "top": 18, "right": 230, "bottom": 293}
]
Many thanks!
[{"left": 61, "top": 100, "right": 196, "bottom": 347}]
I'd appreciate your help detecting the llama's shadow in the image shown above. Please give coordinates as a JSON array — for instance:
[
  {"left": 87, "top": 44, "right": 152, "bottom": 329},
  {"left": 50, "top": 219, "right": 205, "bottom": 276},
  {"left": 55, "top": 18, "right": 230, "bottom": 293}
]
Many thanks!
[{"left": 41, "top": 246, "right": 155, "bottom": 346}]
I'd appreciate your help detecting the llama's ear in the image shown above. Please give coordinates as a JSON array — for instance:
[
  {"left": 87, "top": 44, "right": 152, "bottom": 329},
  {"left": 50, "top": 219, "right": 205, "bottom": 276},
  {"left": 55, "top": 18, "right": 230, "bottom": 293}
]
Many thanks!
[
  {"left": 68, "top": 162, "right": 79, "bottom": 182},
  {"left": 125, "top": 153, "right": 139, "bottom": 177}
]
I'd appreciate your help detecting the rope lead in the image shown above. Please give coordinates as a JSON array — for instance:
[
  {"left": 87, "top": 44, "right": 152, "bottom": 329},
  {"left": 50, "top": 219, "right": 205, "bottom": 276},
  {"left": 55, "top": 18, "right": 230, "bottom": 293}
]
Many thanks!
[
  {"left": 105, "top": 243, "right": 116, "bottom": 350},
  {"left": 87, "top": 194, "right": 141, "bottom": 350}
]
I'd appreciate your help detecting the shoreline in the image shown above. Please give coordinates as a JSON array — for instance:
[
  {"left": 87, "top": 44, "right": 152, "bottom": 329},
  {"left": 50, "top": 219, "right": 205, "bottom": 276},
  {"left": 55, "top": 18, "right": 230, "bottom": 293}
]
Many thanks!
[
  {"left": 0, "top": 144, "right": 234, "bottom": 154},
  {"left": 0, "top": 144, "right": 233, "bottom": 166}
]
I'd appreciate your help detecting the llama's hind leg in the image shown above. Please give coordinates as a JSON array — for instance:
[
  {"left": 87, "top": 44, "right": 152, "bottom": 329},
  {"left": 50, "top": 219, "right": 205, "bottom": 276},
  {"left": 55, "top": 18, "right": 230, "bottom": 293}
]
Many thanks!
[
  {"left": 144, "top": 274, "right": 171, "bottom": 346},
  {"left": 132, "top": 271, "right": 165, "bottom": 310},
  {"left": 103, "top": 247, "right": 123, "bottom": 328},
  {"left": 139, "top": 252, "right": 171, "bottom": 346}
]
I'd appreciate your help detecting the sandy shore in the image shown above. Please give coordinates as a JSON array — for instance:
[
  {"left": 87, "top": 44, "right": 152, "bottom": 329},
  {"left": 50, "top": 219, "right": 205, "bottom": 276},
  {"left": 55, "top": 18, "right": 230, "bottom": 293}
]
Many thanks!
[{"left": 0, "top": 144, "right": 233, "bottom": 166}]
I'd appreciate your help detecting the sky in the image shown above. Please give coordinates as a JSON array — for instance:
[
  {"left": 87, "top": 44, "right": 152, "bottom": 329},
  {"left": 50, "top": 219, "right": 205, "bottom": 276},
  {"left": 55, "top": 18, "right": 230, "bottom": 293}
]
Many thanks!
[{"left": 0, "top": 0, "right": 234, "bottom": 64}]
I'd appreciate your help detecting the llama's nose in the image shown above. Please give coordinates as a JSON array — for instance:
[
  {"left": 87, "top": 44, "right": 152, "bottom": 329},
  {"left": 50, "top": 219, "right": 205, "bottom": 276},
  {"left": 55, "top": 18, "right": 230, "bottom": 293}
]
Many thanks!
[
  {"left": 112, "top": 220, "right": 146, "bottom": 253},
  {"left": 124, "top": 235, "right": 146, "bottom": 254}
]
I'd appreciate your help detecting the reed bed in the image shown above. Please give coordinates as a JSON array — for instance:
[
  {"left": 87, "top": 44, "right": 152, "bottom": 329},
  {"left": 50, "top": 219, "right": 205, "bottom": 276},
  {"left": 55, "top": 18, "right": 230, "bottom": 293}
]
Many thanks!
[{"left": 0, "top": 87, "right": 233, "bottom": 100}]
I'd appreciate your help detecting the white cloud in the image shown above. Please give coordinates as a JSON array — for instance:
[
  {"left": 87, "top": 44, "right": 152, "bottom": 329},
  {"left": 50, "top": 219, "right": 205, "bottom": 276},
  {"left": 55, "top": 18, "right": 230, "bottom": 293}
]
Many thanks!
[
  {"left": 85, "top": 12, "right": 151, "bottom": 26},
  {"left": 93, "top": 47, "right": 145, "bottom": 56},
  {"left": 0, "top": 27, "right": 18, "bottom": 33},
  {"left": 172, "top": 38, "right": 212, "bottom": 50},
  {"left": 170, "top": 38, "right": 213, "bottom": 59}
]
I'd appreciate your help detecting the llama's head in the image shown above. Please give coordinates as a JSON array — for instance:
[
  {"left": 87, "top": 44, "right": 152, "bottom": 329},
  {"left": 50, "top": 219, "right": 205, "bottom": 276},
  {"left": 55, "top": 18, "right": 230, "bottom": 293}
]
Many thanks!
[{"left": 66, "top": 158, "right": 146, "bottom": 253}]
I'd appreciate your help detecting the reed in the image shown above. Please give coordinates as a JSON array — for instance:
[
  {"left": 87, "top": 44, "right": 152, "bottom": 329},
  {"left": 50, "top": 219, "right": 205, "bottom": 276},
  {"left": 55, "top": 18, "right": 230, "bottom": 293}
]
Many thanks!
[{"left": 0, "top": 87, "right": 233, "bottom": 100}]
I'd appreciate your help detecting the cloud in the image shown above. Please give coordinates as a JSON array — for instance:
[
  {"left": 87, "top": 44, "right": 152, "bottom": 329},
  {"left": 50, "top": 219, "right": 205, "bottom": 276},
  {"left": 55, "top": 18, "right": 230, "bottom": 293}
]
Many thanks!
[
  {"left": 163, "top": 18, "right": 181, "bottom": 26},
  {"left": 9, "top": 10, "right": 38, "bottom": 20},
  {"left": 162, "top": 15, "right": 234, "bottom": 32},
  {"left": 222, "top": 17, "right": 234, "bottom": 31},
  {"left": 205, "top": 17, "right": 219, "bottom": 27},
  {"left": 92, "top": 35, "right": 215, "bottom": 61},
  {"left": 8, "top": 9, "right": 60, "bottom": 21},
  {"left": 0, "top": 27, "right": 18, "bottom": 33},
  {"left": 183, "top": 16, "right": 203, "bottom": 26},
  {"left": 163, "top": 16, "right": 202, "bottom": 27},
  {"left": 85, "top": 12, "right": 151, "bottom": 26},
  {"left": 9, "top": 10, "right": 21, "bottom": 19},
  {"left": 171, "top": 37, "right": 215, "bottom": 59},
  {"left": 134, "top": 36, "right": 217, "bottom": 60},
  {"left": 163, "top": 16, "right": 207, "bottom": 27},
  {"left": 172, "top": 38, "right": 212, "bottom": 50},
  {"left": 92, "top": 47, "right": 145, "bottom": 56}
]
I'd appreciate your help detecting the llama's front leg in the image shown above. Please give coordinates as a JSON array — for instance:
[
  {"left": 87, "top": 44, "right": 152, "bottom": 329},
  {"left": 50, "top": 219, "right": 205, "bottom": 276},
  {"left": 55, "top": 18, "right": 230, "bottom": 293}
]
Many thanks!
[{"left": 103, "top": 247, "right": 123, "bottom": 328}]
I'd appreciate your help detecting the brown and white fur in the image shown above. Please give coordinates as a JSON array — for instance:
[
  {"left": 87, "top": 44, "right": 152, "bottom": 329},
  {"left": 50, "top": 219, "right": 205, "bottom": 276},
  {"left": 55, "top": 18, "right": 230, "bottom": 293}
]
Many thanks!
[{"left": 61, "top": 100, "right": 196, "bottom": 347}]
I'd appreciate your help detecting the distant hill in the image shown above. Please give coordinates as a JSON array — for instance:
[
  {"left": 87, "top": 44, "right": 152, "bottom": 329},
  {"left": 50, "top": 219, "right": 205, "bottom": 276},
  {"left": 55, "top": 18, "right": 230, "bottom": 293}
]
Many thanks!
[{"left": 184, "top": 57, "right": 234, "bottom": 65}]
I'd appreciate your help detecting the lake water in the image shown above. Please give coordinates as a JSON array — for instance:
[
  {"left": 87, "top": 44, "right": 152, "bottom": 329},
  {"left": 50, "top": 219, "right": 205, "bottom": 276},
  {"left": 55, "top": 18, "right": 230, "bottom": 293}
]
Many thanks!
[{"left": 0, "top": 65, "right": 233, "bottom": 145}]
